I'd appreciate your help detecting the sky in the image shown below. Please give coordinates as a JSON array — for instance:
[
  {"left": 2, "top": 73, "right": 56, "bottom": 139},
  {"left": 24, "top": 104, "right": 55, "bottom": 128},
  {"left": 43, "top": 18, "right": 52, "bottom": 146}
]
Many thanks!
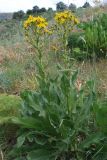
[{"left": 0, "top": 0, "right": 106, "bottom": 13}]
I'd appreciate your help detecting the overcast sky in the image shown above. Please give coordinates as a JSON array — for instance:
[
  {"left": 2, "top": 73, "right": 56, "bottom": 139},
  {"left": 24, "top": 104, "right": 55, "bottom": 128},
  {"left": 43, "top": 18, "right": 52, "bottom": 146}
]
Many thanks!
[{"left": 0, "top": 0, "right": 106, "bottom": 12}]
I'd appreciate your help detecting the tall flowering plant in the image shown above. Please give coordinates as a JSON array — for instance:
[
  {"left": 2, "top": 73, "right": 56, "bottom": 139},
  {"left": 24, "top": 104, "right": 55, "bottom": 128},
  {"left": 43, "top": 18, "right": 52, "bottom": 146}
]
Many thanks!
[
  {"left": 54, "top": 10, "right": 79, "bottom": 58},
  {"left": 24, "top": 15, "right": 51, "bottom": 64},
  {"left": 11, "top": 12, "right": 105, "bottom": 160}
]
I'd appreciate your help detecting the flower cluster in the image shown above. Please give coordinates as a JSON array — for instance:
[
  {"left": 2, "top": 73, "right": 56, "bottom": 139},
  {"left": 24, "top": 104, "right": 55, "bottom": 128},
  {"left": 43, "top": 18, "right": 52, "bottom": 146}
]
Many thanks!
[
  {"left": 54, "top": 10, "right": 79, "bottom": 25},
  {"left": 24, "top": 15, "right": 48, "bottom": 29}
]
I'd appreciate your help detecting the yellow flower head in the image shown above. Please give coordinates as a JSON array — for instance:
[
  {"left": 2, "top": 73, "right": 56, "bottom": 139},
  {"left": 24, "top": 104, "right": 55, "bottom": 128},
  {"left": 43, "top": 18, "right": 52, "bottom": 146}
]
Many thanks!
[
  {"left": 24, "top": 15, "right": 48, "bottom": 29},
  {"left": 54, "top": 10, "right": 79, "bottom": 25}
]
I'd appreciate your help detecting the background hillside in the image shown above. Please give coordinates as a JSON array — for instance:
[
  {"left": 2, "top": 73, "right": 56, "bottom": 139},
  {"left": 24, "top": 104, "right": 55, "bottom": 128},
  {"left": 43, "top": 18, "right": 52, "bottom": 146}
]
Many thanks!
[{"left": 0, "top": 13, "right": 13, "bottom": 20}]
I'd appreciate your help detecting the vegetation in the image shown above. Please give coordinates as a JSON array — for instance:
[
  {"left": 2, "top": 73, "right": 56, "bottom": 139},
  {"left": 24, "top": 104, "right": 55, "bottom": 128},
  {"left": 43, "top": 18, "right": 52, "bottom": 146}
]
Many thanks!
[
  {"left": 0, "top": 94, "right": 21, "bottom": 121},
  {"left": 82, "top": 2, "right": 91, "bottom": 8},
  {"left": 0, "top": 2, "right": 107, "bottom": 160},
  {"left": 68, "top": 13, "right": 107, "bottom": 60},
  {"left": 11, "top": 71, "right": 107, "bottom": 160},
  {"left": 56, "top": 1, "right": 67, "bottom": 11},
  {"left": 0, "top": 94, "right": 21, "bottom": 160},
  {"left": 13, "top": 10, "right": 25, "bottom": 20},
  {"left": 0, "top": 13, "right": 12, "bottom": 20},
  {"left": 69, "top": 3, "right": 77, "bottom": 12}
]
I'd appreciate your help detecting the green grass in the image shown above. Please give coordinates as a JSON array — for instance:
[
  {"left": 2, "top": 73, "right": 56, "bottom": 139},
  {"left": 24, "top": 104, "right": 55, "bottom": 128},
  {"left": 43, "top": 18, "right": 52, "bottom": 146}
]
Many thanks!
[
  {"left": 0, "top": 94, "right": 22, "bottom": 160},
  {"left": 0, "top": 19, "right": 24, "bottom": 46},
  {"left": 0, "top": 94, "right": 21, "bottom": 122}
]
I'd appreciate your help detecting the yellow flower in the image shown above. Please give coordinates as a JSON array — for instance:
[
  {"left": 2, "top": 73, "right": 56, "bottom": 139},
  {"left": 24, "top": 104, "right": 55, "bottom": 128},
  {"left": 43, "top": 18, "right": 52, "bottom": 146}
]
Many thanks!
[
  {"left": 54, "top": 10, "right": 79, "bottom": 25},
  {"left": 24, "top": 15, "right": 48, "bottom": 29},
  {"left": 37, "top": 23, "right": 47, "bottom": 28}
]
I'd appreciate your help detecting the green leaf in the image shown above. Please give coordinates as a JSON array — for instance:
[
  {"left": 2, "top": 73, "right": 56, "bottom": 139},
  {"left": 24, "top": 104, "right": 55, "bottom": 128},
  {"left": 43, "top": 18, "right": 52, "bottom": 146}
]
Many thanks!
[
  {"left": 80, "top": 133, "right": 104, "bottom": 149},
  {"left": 27, "top": 149, "right": 52, "bottom": 160},
  {"left": 71, "top": 70, "right": 78, "bottom": 85},
  {"left": 27, "top": 94, "right": 46, "bottom": 117},
  {"left": 15, "top": 157, "right": 26, "bottom": 160},
  {"left": 12, "top": 117, "right": 42, "bottom": 130},
  {"left": 34, "top": 136, "right": 47, "bottom": 145},
  {"left": 17, "top": 135, "right": 26, "bottom": 148}
]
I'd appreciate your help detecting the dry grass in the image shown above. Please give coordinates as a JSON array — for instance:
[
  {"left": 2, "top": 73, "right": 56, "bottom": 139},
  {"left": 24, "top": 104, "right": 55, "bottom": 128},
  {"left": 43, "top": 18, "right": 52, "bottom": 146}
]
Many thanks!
[
  {"left": 76, "top": 59, "right": 107, "bottom": 95},
  {"left": 0, "top": 34, "right": 107, "bottom": 95}
]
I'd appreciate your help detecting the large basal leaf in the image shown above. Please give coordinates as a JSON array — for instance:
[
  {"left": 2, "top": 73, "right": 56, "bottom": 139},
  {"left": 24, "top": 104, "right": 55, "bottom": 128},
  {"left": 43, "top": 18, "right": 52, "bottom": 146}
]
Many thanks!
[
  {"left": 12, "top": 117, "right": 43, "bottom": 130},
  {"left": 15, "top": 158, "right": 26, "bottom": 160},
  {"left": 80, "top": 133, "right": 104, "bottom": 149},
  {"left": 27, "top": 93, "right": 46, "bottom": 117},
  {"left": 27, "top": 149, "right": 54, "bottom": 160}
]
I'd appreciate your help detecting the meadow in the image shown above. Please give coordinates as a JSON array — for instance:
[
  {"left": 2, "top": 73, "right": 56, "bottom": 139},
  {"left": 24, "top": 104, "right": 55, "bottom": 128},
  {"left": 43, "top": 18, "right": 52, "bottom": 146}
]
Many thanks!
[{"left": 0, "top": 5, "right": 107, "bottom": 160}]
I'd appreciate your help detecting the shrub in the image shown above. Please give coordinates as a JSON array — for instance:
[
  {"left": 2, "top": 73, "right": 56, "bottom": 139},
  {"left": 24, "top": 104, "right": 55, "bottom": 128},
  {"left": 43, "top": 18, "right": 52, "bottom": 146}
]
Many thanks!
[
  {"left": 26, "top": 9, "right": 33, "bottom": 15},
  {"left": 68, "top": 32, "right": 88, "bottom": 60},
  {"left": 68, "top": 13, "right": 107, "bottom": 59},
  {"left": 32, "top": 5, "right": 40, "bottom": 14},
  {"left": 82, "top": 2, "right": 91, "bottom": 8},
  {"left": 68, "top": 32, "right": 84, "bottom": 50},
  {"left": 69, "top": 3, "right": 77, "bottom": 12},
  {"left": 81, "top": 14, "right": 107, "bottom": 58},
  {"left": 84, "top": 22, "right": 107, "bottom": 58},
  {"left": 56, "top": 2, "right": 67, "bottom": 11},
  {"left": 13, "top": 10, "right": 25, "bottom": 20}
]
